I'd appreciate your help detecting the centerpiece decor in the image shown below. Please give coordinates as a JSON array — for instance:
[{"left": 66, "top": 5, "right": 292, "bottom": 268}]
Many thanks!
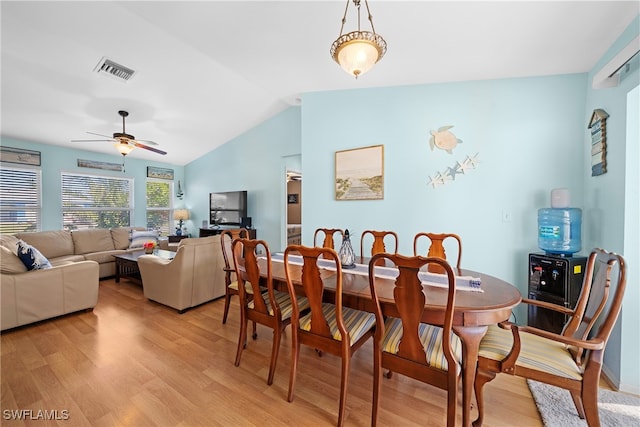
[
  {"left": 143, "top": 241, "right": 156, "bottom": 254},
  {"left": 338, "top": 229, "right": 356, "bottom": 269}
]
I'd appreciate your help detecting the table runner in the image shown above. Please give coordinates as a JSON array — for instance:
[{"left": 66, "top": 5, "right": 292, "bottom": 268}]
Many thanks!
[{"left": 267, "top": 253, "right": 483, "bottom": 292}]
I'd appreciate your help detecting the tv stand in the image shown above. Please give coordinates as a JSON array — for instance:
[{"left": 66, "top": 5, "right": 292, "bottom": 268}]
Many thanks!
[{"left": 199, "top": 227, "right": 256, "bottom": 239}]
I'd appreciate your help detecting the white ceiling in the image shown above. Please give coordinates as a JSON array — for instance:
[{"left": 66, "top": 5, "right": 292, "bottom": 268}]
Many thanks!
[{"left": 1, "top": 1, "right": 638, "bottom": 166}]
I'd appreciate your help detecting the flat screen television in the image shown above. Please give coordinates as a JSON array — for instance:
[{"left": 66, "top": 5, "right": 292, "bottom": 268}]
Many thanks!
[{"left": 209, "top": 191, "right": 247, "bottom": 226}]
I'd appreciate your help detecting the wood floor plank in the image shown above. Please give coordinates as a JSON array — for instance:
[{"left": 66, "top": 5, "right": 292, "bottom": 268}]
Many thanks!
[{"left": 1, "top": 278, "right": 544, "bottom": 426}]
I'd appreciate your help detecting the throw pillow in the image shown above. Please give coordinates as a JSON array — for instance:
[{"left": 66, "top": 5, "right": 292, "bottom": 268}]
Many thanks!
[
  {"left": 129, "top": 230, "right": 159, "bottom": 249},
  {"left": 16, "top": 240, "right": 52, "bottom": 271}
]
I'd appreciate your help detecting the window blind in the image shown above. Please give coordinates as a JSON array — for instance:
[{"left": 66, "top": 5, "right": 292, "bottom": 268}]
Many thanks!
[
  {"left": 146, "top": 179, "right": 173, "bottom": 236},
  {"left": 61, "top": 172, "right": 133, "bottom": 230},
  {"left": 0, "top": 166, "right": 42, "bottom": 234}
]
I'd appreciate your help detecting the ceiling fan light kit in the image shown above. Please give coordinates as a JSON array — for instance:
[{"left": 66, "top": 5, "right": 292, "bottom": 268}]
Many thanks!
[
  {"left": 116, "top": 141, "right": 135, "bottom": 156},
  {"left": 71, "top": 110, "right": 167, "bottom": 161},
  {"left": 330, "top": 0, "right": 387, "bottom": 79}
]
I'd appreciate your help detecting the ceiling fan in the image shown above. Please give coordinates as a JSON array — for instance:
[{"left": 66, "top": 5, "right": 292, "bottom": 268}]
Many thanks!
[{"left": 72, "top": 110, "right": 167, "bottom": 157}]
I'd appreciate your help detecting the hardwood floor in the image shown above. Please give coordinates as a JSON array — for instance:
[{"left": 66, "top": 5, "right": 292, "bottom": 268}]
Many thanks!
[{"left": 1, "top": 278, "right": 544, "bottom": 426}]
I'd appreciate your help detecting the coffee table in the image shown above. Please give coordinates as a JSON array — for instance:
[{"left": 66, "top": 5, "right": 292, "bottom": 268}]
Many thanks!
[{"left": 113, "top": 249, "right": 176, "bottom": 284}]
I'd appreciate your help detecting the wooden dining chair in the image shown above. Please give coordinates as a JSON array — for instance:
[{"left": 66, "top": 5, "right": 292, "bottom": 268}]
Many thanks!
[
  {"left": 232, "top": 238, "right": 310, "bottom": 385},
  {"left": 313, "top": 228, "right": 344, "bottom": 250},
  {"left": 283, "top": 245, "right": 376, "bottom": 427},
  {"left": 413, "top": 232, "right": 462, "bottom": 274},
  {"left": 220, "top": 228, "right": 250, "bottom": 324},
  {"left": 360, "top": 230, "right": 398, "bottom": 257},
  {"left": 368, "top": 253, "right": 461, "bottom": 427},
  {"left": 473, "top": 248, "right": 627, "bottom": 427}
]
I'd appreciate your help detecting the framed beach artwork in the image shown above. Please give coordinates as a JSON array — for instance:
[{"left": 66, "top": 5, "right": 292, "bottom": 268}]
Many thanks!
[
  {"left": 335, "top": 144, "right": 384, "bottom": 200},
  {"left": 0, "top": 147, "right": 41, "bottom": 166},
  {"left": 146, "top": 166, "right": 174, "bottom": 180}
]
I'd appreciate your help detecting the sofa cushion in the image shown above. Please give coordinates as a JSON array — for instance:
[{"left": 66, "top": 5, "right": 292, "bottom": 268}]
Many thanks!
[
  {"left": 0, "top": 246, "right": 28, "bottom": 274},
  {"left": 0, "top": 234, "right": 21, "bottom": 251},
  {"left": 83, "top": 250, "right": 126, "bottom": 264},
  {"left": 15, "top": 230, "right": 74, "bottom": 259},
  {"left": 110, "top": 227, "right": 145, "bottom": 250},
  {"left": 16, "top": 240, "right": 52, "bottom": 270},
  {"left": 71, "top": 228, "right": 115, "bottom": 254},
  {"left": 49, "top": 255, "right": 86, "bottom": 266},
  {"left": 129, "top": 230, "right": 159, "bottom": 249}
]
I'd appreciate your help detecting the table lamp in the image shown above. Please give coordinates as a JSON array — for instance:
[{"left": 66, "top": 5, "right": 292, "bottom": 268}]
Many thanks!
[{"left": 174, "top": 209, "right": 189, "bottom": 236}]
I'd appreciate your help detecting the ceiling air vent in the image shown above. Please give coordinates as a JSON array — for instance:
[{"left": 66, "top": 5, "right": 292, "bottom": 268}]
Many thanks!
[{"left": 94, "top": 57, "right": 135, "bottom": 82}]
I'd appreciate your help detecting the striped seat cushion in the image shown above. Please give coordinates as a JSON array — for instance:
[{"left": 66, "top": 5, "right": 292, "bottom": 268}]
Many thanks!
[
  {"left": 478, "top": 324, "right": 583, "bottom": 380},
  {"left": 381, "top": 317, "right": 462, "bottom": 371},
  {"left": 299, "top": 303, "right": 376, "bottom": 343},
  {"left": 248, "top": 289, "right": 309, "bottom": 321},
  {"left": 228, "top": 281, "right": 254, "bottom": 294}
]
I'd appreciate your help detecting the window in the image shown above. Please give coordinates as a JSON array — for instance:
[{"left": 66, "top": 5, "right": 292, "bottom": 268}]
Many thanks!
[
  {"left": 146, "top": 179, "right": 173, "bottom": 236},
  {"left": 0, "top": 165, "right": 41, "bottom": 234},
  {"left": 61, "top": 172, "right": 133, "bottom": 230}
]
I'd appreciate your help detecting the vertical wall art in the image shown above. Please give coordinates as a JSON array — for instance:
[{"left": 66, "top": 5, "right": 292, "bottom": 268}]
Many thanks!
[
  {"left": 335, "top": 144, "right": 384, "bottom": 200},
  {"left": 588, "top": 109, "right": 608, "bottom": 176}
]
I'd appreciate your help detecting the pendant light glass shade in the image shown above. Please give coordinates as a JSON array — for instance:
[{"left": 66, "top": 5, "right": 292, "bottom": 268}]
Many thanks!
[
  {"left": 330, "top": 0, "right": 386, "bottom": 79},
  {"left": 116, "top": 142, "right": 134, "bottom": 156}
]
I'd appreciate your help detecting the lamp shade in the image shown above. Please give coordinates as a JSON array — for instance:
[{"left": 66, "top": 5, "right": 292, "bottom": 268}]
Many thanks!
[
  {"left": 333, "top": 33, "right": 383, "bottom": 78},
  {"left": 115, "top": 142, "right": 134, "bottom": 155},
  {"left": 173, "top": 209, "right": 189, "bottom": 221}
]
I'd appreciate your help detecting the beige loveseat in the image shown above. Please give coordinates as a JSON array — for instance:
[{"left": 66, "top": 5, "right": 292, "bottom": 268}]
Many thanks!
[{"left": 137, "top": 236, "right": 225, "bottom": 313}]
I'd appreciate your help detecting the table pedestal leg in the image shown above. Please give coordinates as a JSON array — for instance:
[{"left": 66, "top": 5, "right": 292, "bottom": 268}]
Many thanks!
[{"left": 453, "top": 325, "right": 488, "bottom": 427}]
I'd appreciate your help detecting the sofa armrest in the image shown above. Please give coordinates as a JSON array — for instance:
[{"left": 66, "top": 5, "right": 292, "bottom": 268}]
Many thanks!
[{"left": 1, "top": 261, "right": 99, "bottom": 331}]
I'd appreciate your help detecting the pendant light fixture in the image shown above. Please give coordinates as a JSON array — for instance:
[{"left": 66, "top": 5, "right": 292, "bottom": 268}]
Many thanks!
[{"left": 330, "top": 0, "right": 387, "bottom": 79}]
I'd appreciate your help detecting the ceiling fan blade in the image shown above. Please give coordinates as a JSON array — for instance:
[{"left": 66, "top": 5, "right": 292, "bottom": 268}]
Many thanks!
[
  {"left": 135, "top": 139, "right": 159, "bottom": 146},
  {"left": 133, "top": 141, "right": 167, "bottom": 155},
  {"left": 86, "top": 131, "right": 115, "bottom": 139},
  {"left": 71, "top": 139, "right": 114, "bottom": 142}
]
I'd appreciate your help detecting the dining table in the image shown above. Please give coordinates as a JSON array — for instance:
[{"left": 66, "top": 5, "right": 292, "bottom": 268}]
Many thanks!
[{"left": 258, "top": 254, "right": 522, "bottom": 427}]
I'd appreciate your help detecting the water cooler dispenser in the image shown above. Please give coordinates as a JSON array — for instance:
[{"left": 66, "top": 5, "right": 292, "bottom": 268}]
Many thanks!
[
  {"left": 527, "top": 253, "right": 587, "bottom": 333},
  {"left": 528, "top": 188, "right": 586, "bottom": 333}
]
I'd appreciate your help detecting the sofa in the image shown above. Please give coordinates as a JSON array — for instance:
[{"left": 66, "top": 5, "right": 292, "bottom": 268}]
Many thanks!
[
  {"left": 0, "top": 235, "right": 99, "bottom": 331},
  {"left": 10, "top": 227, "right": 151, "bottom": 279},
  {"left": 137, "top": 235, "right": 226, "bottom": 312},
  {"left": 0, "top": 227, "right": 156, "bottom": 330}
]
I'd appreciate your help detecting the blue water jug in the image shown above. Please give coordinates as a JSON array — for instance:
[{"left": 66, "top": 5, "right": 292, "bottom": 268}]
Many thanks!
[{"left": 537, "top": 208, "right": 582, "bottom": 255}]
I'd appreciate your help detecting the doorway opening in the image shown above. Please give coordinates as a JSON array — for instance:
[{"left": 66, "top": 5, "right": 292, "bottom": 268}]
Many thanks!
[{"left": 286, "top": 170, "right": 302, "bottom": 246}]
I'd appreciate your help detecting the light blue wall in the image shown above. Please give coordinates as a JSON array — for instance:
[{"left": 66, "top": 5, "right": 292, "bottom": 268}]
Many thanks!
[
  {"left": 584, "top": 15, "right": 640, "bottom": 393},
  {"left": 0, "top": 137, "right": 184, "bottom": 231},
  {"left": 184, "top": 107, "right": 301, "bottom": 246},
  {"left": 301, "top": 74, "right": 587, "bottom": 324}
]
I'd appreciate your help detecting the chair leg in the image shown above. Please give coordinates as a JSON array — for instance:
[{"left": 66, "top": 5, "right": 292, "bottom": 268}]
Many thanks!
[
  {"left": 287, "top": 331, "right": 300, "bottom": 402},
  {"left": 252, "top": 320, "right": 257, "bottom": 340},
  {"left": 446, "top": 380, "right": 457, "bottom": 427},
  {"left": 472, "top": 368, "right": 496, "bottom": 427},
  {"left": 222, "top": 290, "right": 232, "bottom": 324},
  {"left": 337, "top": 355, "right": 351, "bottom": 427},
  {"left": 371, "top": 346, "right": 382, "bottom": 427},
  {"left": 267, "top": 327, "right": 283, "bottom": 386},
  {"left": 234, "top": 313, "right": 247, "bottom": 367},
  {"left": 581, "top": 377, "right": 600, "bottom": 426},
  {"left": 570, "top": 390, "right": 586, "bottom": 419}
]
